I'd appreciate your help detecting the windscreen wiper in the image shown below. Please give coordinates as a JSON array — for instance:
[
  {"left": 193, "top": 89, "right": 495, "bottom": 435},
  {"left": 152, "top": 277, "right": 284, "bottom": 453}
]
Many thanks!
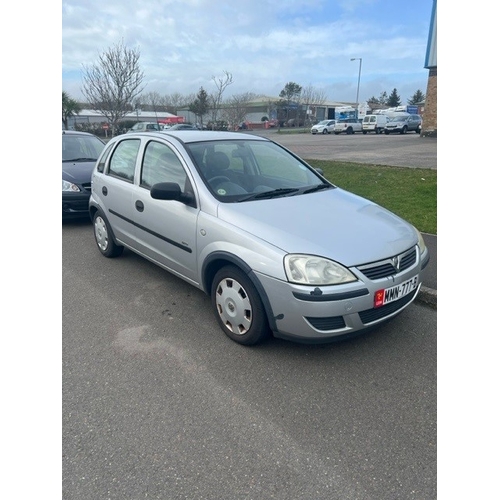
[
  {"left": 64, "top": 157, "right": 98, "bottom": 162},
  {"left": 237, "top": 188, "right": 299, "bottom": 202},
  {"left": 303, "top": 183, "right": 333, "bottom": 194}
]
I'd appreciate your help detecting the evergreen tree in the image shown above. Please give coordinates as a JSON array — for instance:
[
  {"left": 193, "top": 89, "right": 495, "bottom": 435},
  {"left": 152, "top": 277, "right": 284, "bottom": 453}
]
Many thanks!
[
  {"left": 387, "top": 88, "right": 401, "bottom": 107},
  {"left": 189, "top": 87, "right": 210, "bottom": 127},
  {"left": 62, "top": 91, "right": 81, "bottom": 130},
  {"left": 378, "top": 91, "right": 388, "bottom": 105},
  {"left": 408, "top": 90, "right": 425, "bottom": 105}
]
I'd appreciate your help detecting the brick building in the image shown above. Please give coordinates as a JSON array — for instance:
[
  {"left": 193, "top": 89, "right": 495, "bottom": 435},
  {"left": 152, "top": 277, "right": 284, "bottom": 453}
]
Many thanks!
[{"left": 422, "top": 0, "right": 437, "bottom": 137}]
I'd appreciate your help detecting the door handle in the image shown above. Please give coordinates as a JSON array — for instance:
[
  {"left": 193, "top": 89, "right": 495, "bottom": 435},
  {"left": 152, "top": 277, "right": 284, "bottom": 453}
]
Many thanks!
[{"left": 135, "top": 200, "right": 144, "bottom": 212}]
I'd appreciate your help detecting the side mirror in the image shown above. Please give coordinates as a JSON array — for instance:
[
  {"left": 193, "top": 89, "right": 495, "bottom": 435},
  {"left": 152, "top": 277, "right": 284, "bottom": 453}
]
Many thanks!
[{"left": 150, "top": 182, "right": 195, "bottom": 206}]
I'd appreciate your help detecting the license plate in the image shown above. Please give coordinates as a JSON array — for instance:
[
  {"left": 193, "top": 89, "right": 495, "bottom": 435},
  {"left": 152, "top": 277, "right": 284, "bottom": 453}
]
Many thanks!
[{"left": 374, "top": 276, "right": 418, "bottom": 308}]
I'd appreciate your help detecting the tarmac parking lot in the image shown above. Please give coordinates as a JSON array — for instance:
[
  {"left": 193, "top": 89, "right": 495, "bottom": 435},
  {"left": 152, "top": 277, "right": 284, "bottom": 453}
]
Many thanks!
[{"left": 246, "top": 128, "right": 437, "bottom": 169}]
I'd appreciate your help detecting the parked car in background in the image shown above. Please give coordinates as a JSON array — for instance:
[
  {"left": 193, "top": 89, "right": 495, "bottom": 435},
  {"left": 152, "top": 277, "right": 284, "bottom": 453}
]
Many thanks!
[
  {"left": 127, "top": 122, "right": 162, "bottom": 133},
  {"left": 286, "top": 118, "right": 305, "bottom": 127},
  {"left": 62, "top": 130, "right": 105, "bottom": 220},
  {"left": 89, "top": 130, "right": 429, "bottom": 346},
  {"left": 384, "top": 114, "right": 422, "bottom": 134},
  {"left": 311, "top": 119, "right": 336, "bottom": 135},
  {"left": 333, "top": 118, "right": 363, "bottom": 135},
  {"left": 167, "top": 123, "right": 199, "bottom": 130},
  {"left": 362, "top": 115, "right": 388, "bottom": 134}
]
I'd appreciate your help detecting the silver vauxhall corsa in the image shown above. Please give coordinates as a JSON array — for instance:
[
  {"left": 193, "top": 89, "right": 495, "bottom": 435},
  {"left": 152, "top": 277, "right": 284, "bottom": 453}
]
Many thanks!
[{"left": 89, "top": 131, "right": 429, "bottom": 345}]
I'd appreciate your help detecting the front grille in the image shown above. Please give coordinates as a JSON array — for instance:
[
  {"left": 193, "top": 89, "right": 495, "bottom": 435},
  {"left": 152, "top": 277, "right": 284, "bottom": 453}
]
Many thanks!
[
  {"left": 359, "top": 288, "right": 417, "bottom": 324},
  {"left": 358, "top": 247, "right": 416, "bottom": 280}
]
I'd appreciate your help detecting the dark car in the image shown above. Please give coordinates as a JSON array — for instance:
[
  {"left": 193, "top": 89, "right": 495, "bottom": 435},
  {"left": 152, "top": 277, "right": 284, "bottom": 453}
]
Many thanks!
[
  {"left": 62, "top": 130, "right": 105, "bottom": 220},
  {"left": 167, "top": 123, "right": 198, "bottom": 131}
]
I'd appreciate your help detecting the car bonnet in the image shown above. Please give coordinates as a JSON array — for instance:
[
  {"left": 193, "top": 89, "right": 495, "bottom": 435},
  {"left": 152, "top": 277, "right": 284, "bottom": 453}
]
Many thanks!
[
  {"left": 216, "top": 188, "right": 417, "bottom": 267},
  {"left": 62, "top": 161, "right": 96, "bottom": 184}
]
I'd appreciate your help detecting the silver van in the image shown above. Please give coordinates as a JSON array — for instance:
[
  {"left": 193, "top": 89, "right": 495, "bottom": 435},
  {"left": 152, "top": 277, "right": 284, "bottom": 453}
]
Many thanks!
[{"left": 89, "top": 130, "right": 429, "bottom": 346}]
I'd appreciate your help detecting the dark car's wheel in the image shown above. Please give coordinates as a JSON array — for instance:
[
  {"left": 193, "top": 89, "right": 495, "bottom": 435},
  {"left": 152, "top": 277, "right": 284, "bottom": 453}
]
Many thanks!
[
  {"left": 401, "top": 126, "right": 408, "bottom": 135},
  {"left": 211, "top": 265, "right": 270, "bottom": 345},
  {"left": 93, "top": 210, "right": 123, "bottom": 258}
]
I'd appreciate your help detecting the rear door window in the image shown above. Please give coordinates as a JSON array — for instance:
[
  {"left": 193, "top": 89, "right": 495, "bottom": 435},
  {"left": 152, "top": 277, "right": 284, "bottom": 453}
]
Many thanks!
[{"left": 108, "top": 139, "right": 140, "bottom": 182}]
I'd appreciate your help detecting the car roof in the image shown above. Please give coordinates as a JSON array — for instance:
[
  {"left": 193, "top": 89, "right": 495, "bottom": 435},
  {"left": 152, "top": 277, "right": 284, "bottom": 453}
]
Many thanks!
[
  {"left": 121, "top": 130, "right": 269, "bottom": 144},
  {"left": 62, "top": 130, "right": 96, "bottom": 137}
]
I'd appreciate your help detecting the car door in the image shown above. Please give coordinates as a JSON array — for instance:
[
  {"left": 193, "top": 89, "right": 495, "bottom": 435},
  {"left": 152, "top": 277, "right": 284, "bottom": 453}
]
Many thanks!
[
  {"left": 96, "top": 137, "right": 141, "bottom": 247},
  {"left": 131, "top": 139, "right": 200, "bottom": 284}
]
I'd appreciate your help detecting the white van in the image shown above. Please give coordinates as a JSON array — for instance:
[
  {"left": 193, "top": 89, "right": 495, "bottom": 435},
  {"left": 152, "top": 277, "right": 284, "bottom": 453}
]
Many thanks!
[{"left": 362, "top": 115, "right": 388, "bottom": 134}]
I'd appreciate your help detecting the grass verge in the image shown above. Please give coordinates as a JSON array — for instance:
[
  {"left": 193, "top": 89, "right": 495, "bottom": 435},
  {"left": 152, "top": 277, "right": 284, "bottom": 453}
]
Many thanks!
[{"left": 305, "top": 160, "right": 437, "bottom": 235}]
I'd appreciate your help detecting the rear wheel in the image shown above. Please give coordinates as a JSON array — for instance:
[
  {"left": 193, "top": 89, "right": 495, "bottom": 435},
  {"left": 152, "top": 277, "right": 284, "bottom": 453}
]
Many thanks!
[
  {"left": 211, "top": 265, "right": 270, "bottom": 345},
  {"left": 93, "top": 210, "right": 123, "bottom": 258}
]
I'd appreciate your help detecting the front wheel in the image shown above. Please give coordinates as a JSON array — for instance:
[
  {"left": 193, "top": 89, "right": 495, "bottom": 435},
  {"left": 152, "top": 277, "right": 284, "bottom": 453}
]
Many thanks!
[
  {"left": 93, "top": 210, "right": 123, "bottom": 258},
  {"left": 322, "top": 129, "right": 328, "bottom": 134},
  {"left": 401, "top": 126, "right": 408, "bottom": 135},
  {"left": 211, "top": 266, "right": 270, "bottom": 345}
]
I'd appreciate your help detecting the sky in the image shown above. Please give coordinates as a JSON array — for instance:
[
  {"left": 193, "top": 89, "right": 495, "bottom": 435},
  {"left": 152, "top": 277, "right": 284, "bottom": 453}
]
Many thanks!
[{"left": 61, "top": 0, "right": 435, "bottom": 106}]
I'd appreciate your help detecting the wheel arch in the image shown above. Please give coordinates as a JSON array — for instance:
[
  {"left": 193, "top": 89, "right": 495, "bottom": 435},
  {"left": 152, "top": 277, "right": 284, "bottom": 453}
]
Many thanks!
[
  {"left": 90, "top": 203, "right": 121, "bottom": 247},
  {"left": 201, "top": 251, "right": 278, "bottom": 332}
]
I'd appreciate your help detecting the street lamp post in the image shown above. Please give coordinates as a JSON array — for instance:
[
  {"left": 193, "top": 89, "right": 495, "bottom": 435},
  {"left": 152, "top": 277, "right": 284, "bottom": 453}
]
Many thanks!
[{"left": 350, "top": 57, "right": 362, "bottom": 119}]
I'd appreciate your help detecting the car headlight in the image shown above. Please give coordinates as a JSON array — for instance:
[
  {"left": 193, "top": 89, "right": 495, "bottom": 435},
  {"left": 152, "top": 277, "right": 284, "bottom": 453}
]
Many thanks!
[
  {"left": 284, "top": 254, "right": 357, "bottom": 285},
  {"left": 63, "top": 179, "right": 81, "bottom": 192},
  {"left": 413, "top": 226, "right": 427, "bottom": 255}
]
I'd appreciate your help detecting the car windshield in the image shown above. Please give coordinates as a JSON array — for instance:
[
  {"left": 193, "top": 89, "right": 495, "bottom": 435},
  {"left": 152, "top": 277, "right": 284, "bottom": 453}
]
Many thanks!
[
  {"left": 387, "top": 117, "right": 404, "bottom": 123},
  {"left": 186, "top": 139, "right": 332, "bottom": 202},
  {"left": 62, "top": 135, "right": 105, "bottom": 162},
  {"left": 317, "top": 120, "right": 329, "bottom": 125}
]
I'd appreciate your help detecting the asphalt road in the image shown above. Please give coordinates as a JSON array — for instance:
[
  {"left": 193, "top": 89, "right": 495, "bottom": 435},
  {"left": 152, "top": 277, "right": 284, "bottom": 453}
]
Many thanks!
[
  {"left": 246, "top": 128, "right": 437, "bottom": 169},
  {"left": 62, "top": 220, "right": 436, "bottom": 499}
]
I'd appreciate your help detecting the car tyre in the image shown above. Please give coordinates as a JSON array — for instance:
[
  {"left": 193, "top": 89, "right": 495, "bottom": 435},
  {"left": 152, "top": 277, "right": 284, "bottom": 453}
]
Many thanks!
[
  {"left": 93, "top": 210, "right": 124, "bottom": 258},
  {"left": 346, "top": 127, "right": 353, "bottom": 135},
  {"left": 401, "top": 126, "right": 408, "bottom": 135},
  {"left": 385, "top": 130, "right": 390, "bottom": 135},
  {"left": 322, "top": 129, "right": 328, "bottom": 134},
  {"left": 211, "top": 265, "right": 270, "bottom": 346}
]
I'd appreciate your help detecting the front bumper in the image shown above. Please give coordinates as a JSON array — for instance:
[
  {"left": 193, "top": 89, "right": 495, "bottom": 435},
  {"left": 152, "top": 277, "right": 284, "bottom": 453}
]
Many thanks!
[
  {"left": 62, "top": 192, "right": 91, "bottom": 219},
  {"left": 256, "top": 245, "right": 428, "bottom": 343}
]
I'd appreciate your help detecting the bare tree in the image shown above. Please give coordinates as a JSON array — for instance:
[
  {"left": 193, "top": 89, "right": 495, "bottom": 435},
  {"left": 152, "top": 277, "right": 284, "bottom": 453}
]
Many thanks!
[
  {"left": 209, "top": 71, "right": 233, "bottom": 127},
  {"left": 81, "top": 40, "right": 145, "bottom": 136},
  {"left": 221, "top": 92, "right": 257, "bottom": 130},
  {"left": 141, "top": 91, "right": 164, "bottom": 122},
  {"left": 300, "top": 84, "right": 327, "bottom": 124},
  {"left": 162, "top": 92, "right": 193, "bottom": 115}
]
